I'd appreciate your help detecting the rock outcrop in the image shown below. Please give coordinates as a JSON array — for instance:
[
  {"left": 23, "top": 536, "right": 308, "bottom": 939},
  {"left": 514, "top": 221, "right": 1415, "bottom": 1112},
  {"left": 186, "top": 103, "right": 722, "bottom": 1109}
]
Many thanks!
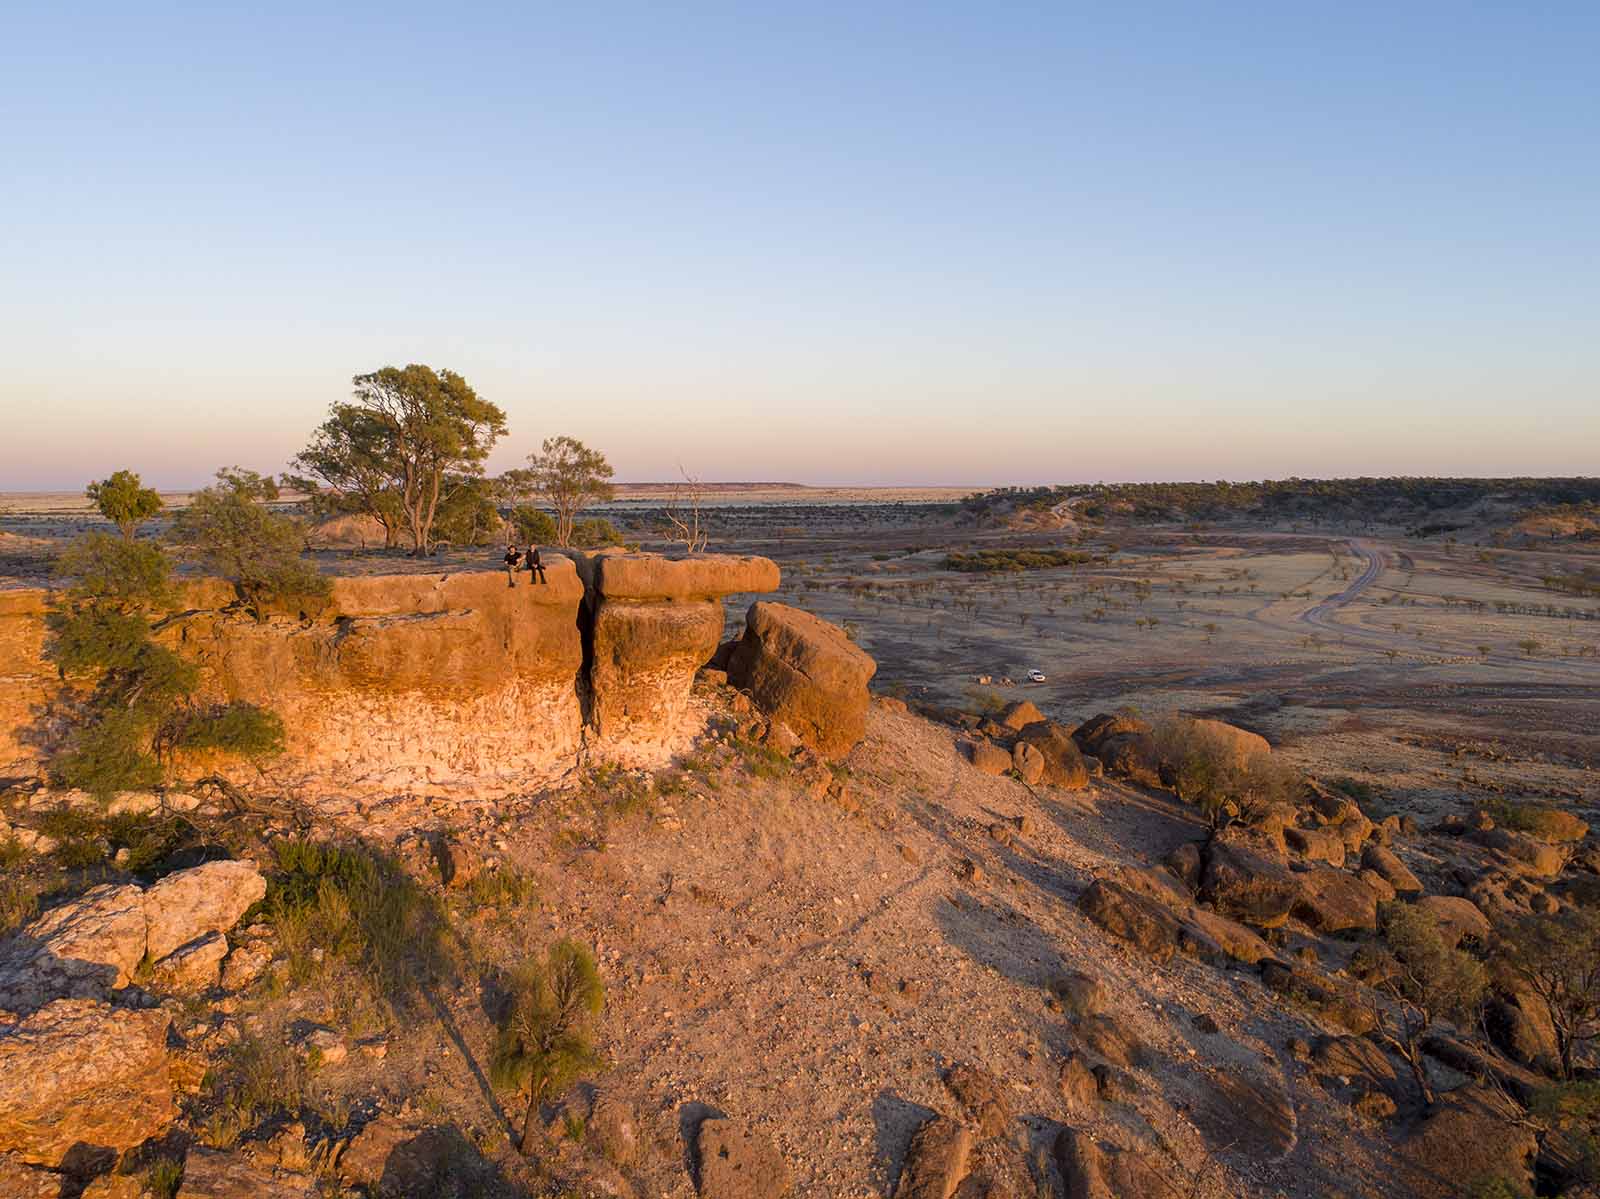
[
  {"left": 728, "top": 602, "right": 877, "bottom": 759},
  {"left": 583, "top": 553, "right": 779, "bottom": 755},
  {"left": 1, "top": 555, "right": 783, "bottom": 797},
  {"left": 0, "top": 999, "right": 174, "bottom": 1169},
  {"left": 0, "top": 860, "right": 265, "bottom": 1012}
]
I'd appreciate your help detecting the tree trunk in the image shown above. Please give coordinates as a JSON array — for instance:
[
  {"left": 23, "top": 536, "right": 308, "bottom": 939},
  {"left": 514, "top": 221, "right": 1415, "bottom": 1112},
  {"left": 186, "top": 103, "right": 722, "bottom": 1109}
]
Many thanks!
[{"left": 518, "top": 1086, "right": 543, "bottom": 1154}]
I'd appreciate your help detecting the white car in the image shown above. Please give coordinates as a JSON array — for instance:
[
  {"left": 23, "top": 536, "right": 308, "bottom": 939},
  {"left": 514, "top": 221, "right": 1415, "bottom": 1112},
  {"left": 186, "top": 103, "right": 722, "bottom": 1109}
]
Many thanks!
[{"left": 1027, "top": 669, "right": 1046, "bottom": 683}]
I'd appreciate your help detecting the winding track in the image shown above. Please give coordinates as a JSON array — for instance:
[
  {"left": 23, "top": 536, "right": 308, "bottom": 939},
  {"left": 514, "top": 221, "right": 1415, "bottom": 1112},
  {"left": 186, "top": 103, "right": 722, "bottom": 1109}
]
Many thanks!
[{"left": 1298, "top": 538, "right": 1388, "bottom": 633}]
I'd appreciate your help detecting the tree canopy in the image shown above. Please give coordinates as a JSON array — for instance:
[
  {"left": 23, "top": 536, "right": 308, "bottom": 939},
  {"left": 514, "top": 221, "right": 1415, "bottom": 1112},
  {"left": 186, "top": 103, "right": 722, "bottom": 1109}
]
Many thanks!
[
  {"left": 296, "top": 365, "right": 507, "bottom": 555},
  {"left": 85, "top": 470, "right": 163, "bottom": 540}
]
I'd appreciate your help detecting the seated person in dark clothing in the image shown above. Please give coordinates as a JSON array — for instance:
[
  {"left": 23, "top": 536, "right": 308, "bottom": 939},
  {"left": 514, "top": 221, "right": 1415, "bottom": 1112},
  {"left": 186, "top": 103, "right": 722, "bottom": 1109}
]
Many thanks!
[
  {"left": 502, "top": 544, "right": 521, "bottom": 586},
  {"left": 525, "top": 544, "right": 547, "bottom": 584}
]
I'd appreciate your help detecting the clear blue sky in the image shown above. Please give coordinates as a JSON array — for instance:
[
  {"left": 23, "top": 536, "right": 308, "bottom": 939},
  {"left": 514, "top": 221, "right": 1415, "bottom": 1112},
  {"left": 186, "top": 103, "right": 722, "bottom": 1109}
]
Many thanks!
[{"left": 3, "top": 2, "right": 1596, "bottom": 488}]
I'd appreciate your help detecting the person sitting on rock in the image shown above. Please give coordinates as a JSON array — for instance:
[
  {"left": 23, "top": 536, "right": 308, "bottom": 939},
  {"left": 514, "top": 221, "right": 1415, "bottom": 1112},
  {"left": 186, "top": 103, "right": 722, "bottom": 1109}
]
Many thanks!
[
  {"left": 525, "top": 544, "right": 547, "bottom": 584},
  {"left": 502, "top": 543, "right": 522, "bottom": 586}
]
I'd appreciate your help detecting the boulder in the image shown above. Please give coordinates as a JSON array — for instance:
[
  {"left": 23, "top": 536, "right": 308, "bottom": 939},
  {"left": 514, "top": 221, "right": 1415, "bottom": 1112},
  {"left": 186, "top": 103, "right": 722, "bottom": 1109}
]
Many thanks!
[
  {"left": 696, "top": 1118, "right": 792, "bottom": 1199},
  {"left": 1058, "top": 1054, "right": 1099, "bottom": 1111},
  {"left": 1361, "top": 845, "right": 1422, "bottom": 895},
  {"left": 1486, "top": 989, "right": 1561, "bottom": 1075},
  {"left": 1075, "top": 1015, "right": 1148, "bottom": 1068},
  {"left": 1415, "top": 895, "right": 1492, "bottom": 949},
  {"left": 1048, "top": 972, "right": 1108, "bottom": 1018},
  {"left": 728, "top": 602, "right": 876, "bottom": 759},
  {"left": 1011, "top": 741, "right": 1045, "bottom": 785},
  {"left": 965, "top": 741, "right": 1012, "bottom": 776},
  {"left": 587, "top": 1095, "right": 640, "bottom": 1168},
  {"left": 1397, "top": 1085, "right": 1537, "bottom": 1199},
  {"left": 1309, "top": 1035, "right": 1405, "bottom": 1102},
  {"left": 1291, "top": 866, "right": 1379, "bottom": 933},
  {"left": 942, "top": 1063, "right": 1013, "bottom": 1138},
  {"left": 998, "top": 700, "right": 1044, "bottom": 731},
  {"left": 1200, "top": 832, "right": 1299, "bottom": 928},
  {"left": 1014, "top": 721, "right": 1089, "bottom": 790},
  {"left": 589, "top": 597, "right": 726, "bottom": 747},
  {"left": 1474, "top": 828, "right": 1569, "bottom": 878},
  {"left": 591, "top": 553, "right": 779, "bottom": 602},
  {"left": 1094, "top": 733, "right": 1161, "bottom": 787},
  {"left": 1285, "top": 826, "right": 1346, "bottom": 868},
  {"left": 896, "top": 1116, "right": 971, "bottom": 1199},
  {"left": 0, "top": 999, "right": 173, "bottom": 1169},
  {"left": 143, "top": 861, "right": 266, "bottom": 962},
  {"left": 1071, "top": 713, "right": 1150, "bottom": 756},
  {"left": 1078, "top": 881, "right": 1188, "bottom": 962},
  {"left": 0, "top": 884, "right": 147, "bottom": 1010},
  {"left": 176, "top": 1146, "right": 317, "bottom": 1198}
]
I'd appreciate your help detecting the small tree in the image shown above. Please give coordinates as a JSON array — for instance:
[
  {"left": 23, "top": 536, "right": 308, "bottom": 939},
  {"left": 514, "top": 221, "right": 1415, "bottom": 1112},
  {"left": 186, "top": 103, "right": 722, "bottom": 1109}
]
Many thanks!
[
  {"left": 1495, "top": 908, "right": 1600, "bottom": 1080},
  {"left": 45, "top": 534, "right": 282, "bottom": 796},
  {"left": 509, "top": 436, "right": 615, "bottom": 547},
  {"left": 491, "top": 939, "right": 605, "bottom": 1154},
  {"left": 86, "top": 470, "right": 163, "bottom": 540},
  {"left": 1356, "top": 902, "right": 1489, "bottom": 1106},
  {"left": 171, "top": 468, "right": 328, "bottom": 612}
]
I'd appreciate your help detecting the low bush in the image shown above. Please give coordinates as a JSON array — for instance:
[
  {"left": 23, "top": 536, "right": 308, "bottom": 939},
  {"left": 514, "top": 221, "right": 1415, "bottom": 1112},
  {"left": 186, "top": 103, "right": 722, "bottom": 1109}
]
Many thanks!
[
  {"left": 943, "top": 548, "right": 1096, "bottom": 573},
  {"left": 264, "top": 839, "right": 452, "bottom": 1015},
  {"left": 1152, "top": 718, "right": 1298, "bottom": 830}
]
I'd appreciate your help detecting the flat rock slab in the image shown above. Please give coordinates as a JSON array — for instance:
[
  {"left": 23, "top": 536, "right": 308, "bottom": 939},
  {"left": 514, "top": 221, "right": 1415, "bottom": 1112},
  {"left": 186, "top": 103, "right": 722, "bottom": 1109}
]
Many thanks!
[{"left": 696, "top": 1118, "right": 793, "bottom": 1199}]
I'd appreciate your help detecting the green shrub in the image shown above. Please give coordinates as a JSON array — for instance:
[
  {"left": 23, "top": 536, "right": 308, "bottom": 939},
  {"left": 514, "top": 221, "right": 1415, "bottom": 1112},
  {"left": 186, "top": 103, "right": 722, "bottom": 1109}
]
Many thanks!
[
  {"left": 44, "top": 531, "right": 284, "bottom": 798},
  {"left": 162, "top": 701, "right": 285, "bottom": 758},
  {"left": 265, "top": 839, "right": 451, "bottom": 1013},
  {"left": 508, "top": 505, "right": 558, "bottom": 545},
  {"left": 202, "top": 1032, "right": 308, "bottom": 1142},
  {"left": 943, "top": 548, "right": 1095, "bottom": 573},
  {"left": 1152, "top": 718, "right": 1297, "bottom": 830},
  {"left": 570, "top": 517, "right": 625, "bottom": 548}
]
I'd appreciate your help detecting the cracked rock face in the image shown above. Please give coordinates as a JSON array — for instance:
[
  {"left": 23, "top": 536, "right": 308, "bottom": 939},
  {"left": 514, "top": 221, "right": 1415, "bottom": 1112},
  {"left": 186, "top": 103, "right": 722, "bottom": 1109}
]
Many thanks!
[{"left": 578, "top": 552, "right": 781, "bottom": 758}]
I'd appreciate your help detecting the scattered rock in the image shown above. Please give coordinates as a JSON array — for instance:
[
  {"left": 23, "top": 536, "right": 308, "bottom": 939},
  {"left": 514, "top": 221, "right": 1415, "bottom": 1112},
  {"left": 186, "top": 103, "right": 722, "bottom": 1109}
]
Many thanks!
[
  {"left": 1053, "top": 1127, "right": 1167, "bottom": 1199},
  {"left": 176, "top": 1145, "right": 317, "bottom": 1197}
]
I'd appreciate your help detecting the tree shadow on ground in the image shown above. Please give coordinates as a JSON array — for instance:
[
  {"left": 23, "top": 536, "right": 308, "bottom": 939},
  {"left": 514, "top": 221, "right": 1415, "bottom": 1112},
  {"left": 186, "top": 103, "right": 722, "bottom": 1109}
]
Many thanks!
[{"left": 377, "top": 1123, "right": 534, "bottom": 1199}]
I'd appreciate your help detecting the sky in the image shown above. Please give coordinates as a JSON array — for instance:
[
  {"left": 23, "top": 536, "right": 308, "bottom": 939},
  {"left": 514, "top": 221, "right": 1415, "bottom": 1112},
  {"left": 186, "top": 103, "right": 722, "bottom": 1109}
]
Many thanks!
[{"left": 2, "top": 2, "right": 1597, "bottom": 488}]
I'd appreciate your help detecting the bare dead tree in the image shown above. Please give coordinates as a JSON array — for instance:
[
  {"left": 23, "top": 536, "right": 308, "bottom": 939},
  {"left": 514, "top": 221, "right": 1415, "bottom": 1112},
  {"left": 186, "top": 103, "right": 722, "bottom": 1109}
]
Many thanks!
[{"left": 662, "top": 466, "right": 709, "bottom": 553}]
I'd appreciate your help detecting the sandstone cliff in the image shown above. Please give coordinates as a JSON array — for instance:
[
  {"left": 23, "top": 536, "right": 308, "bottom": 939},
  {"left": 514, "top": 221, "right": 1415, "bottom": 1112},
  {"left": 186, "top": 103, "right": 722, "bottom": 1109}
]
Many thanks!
[{"left": 0, "top": 553, "right": 781, "bottom": 798}]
